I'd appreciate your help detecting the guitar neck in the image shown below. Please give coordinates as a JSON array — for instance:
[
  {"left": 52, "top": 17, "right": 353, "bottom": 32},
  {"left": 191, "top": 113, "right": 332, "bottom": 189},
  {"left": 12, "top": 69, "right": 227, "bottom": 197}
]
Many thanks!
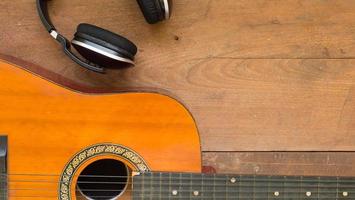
[{"left": 133, "top": 172, "right": 354, "bottom": 199}]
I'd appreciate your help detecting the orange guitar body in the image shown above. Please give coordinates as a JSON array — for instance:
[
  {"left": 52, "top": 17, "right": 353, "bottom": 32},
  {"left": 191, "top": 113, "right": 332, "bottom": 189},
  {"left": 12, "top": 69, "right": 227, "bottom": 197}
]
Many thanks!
[{"left": 0, "top": 59, "right": 201, "bottom": 199}]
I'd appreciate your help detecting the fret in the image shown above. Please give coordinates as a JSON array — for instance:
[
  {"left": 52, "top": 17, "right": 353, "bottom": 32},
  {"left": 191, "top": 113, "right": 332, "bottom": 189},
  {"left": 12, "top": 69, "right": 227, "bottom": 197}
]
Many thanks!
[
  {"left": 212, "top": 174, "right": 216, "bottom": 199},
  {"left": 226, "top": 175, "right": 239, "bottom": 200},
  {"left": 300, "top": 176, "right": 318, "bottom": 200},
  {"left": 318, "top": 177, "right": 337, "bottom": 199},
  {"left": 0, "top": 175, "right": 4, "bottom": 200},
  {"left": 132, "top": 173, "right": 140, "bottom": 200},
  {"left": 317, "top": 177, "right": 320, "bottom": 200},
  {"left": 180, "top": 173, "right": 191, "bottom": 199},
  {"left": 179, "top": 173, "right": 188, "bottom": 199},
  {"left": 253, "top": 175, "right": 256, "bottom": 200},
  {"left": 267, "top": 175, "right": 270, "bottom": 200},
  {"left": 337, "top": 177, "right": 339, "bottom": 200},
  {"left": 132, "top": 173, "right": 144, "bottom": 200},
  {"left": 150, "top": 172, "right": 164, "bottom": 200},
  {"left": 240, "top": 175, "right": 254, "bottom": 199},
  {"left": 283, "top": 176, "right": 301, "bottom": 200},
  {"left": 149, "top": 172, "right": 157, "bottom": 200},
  {"left": 268, "top": 176, "right": 283, "bottom": 199},
  {"left": 142, "top": 173, "right": 151, "bottom": 200},
  {"left": 0, "top": 136, "right": 7, "bottom": 200},
  {"left": 158, "top": 173, "right": 162, "bottom": 200},
  {"left": 160, "top": 172, "right": 171, "bottom": 199},
  {"left": 0, "top": 175, "right": 3, "bottom": 200},
  {"left": 202, "top": 174, "right": 214, "bottom": 198},
  {"left": 338, "top": 177, "right": 353, "bottom": 199},
  {"left": 254, "top": 175, "right": 269, "bottom": 200},
  {"left": 191, "top": 173, "right": 203, "bottom": 199},
  {"left": 213, "top": 174, "right": 227, "bottom": 199},
  {"left": 169, "top": 172, "right": 180, "bottom": 200}
]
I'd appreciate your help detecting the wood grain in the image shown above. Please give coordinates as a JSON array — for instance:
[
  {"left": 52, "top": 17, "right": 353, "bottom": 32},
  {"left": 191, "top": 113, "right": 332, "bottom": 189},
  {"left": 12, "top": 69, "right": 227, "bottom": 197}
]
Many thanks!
[
  {"left": 203, "top": 152, "right": 355, "bottom": 177},
  {"left": 1, "top": 0, "right": 355, "bottom": 151}
]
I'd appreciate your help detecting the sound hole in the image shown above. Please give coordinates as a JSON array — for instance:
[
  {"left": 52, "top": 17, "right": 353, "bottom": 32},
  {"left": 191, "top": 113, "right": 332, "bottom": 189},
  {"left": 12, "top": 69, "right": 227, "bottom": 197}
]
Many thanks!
[{"left": 77, "top": 159, "right": 128, "bottom": 200}]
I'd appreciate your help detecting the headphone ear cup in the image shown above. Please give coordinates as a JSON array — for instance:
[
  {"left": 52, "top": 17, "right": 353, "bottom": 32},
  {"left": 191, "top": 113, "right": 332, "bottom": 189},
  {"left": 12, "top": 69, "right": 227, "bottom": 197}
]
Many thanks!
[
  {"left": 137, "top": 0, "right": 166, "bottom": 24},
  {"left": 72, "top": 23, "right": 137, "bottom": 68}
]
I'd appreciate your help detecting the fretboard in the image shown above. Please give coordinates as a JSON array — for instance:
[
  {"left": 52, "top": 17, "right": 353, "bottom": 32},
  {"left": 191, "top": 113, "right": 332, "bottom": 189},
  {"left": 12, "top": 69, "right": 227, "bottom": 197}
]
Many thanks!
[{"left": 133, "top": 172, "right": 355, "bottom": 199}]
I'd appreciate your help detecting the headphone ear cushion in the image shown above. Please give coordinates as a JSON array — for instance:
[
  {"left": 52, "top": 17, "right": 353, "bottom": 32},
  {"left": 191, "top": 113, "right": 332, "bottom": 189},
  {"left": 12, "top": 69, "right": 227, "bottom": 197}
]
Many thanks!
[
  {"left": 137, "top": 0, "right": 164, "bottom": 24},
  {"left": 75, "top": 23, "right": 137, "bottom": 57},
  {"left": 72, "top": 23, "right": 137, "bottom": 67}
]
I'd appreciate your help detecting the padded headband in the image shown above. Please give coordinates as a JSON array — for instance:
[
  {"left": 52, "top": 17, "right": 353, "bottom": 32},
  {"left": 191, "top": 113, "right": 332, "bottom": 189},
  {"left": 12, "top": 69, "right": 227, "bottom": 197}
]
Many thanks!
[
  {"left": 36, "top": 0, "right": 56, "bottom": 32},
  {"left": 35, "top": 0, "right": 168, "bottom": 73}
]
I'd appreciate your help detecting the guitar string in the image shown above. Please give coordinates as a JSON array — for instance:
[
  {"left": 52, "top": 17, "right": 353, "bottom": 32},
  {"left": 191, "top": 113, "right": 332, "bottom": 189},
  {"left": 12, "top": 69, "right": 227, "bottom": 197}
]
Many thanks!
[
  {"left": 0, "top": 174, "right": 129, "bottom": 178},
  {"left": 0, "top": 177, "right": 355, "bottom": 184},
  {"left": 4, "top": 184, "right": 355, "bottom": 192},
  {"left": 130, "top": 194, "right": 353, "bottom": 198},
  {"left": 113, "top": 195, "right": 354, "bottom": 199},
  {"left": 5, "top": 188, "right": 355, "bottom": 193},
  {"left": 5, "top": 195, "right": 353, "bottom": 199},
  {"left": 1, "top": 173, "right": 354, "bottom": 180},
  {"left": 0, "top": 174, "right": 354, "bottom": 183},
  {"left": 1, "top": 179, "right": 355, "bottom": 186}
]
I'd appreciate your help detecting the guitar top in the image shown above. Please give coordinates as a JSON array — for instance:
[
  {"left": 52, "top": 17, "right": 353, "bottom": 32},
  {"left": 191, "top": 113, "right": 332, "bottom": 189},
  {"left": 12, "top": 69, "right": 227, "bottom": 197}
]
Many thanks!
[{"left": 0, "top": 59, "right": 201, "bottom": 199}]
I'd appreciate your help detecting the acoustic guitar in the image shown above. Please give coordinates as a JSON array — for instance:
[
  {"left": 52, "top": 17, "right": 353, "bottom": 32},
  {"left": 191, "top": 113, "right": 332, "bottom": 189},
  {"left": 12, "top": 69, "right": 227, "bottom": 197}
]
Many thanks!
[{"left": 0, "top": 59, "right": 353, "bottom": 200}]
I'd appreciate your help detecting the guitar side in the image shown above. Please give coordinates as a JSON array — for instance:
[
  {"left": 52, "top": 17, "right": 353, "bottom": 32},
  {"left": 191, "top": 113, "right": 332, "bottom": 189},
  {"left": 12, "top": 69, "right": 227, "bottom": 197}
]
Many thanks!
[{"left": 0, "top": 59, "right": 202, "bottom": 199}]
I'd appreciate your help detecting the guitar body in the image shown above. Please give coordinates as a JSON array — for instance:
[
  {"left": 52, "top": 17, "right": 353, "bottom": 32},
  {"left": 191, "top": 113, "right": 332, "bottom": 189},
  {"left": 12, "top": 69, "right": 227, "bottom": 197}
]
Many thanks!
[{"left": 0, "top": 60, "right": 201, "bottom": 199}]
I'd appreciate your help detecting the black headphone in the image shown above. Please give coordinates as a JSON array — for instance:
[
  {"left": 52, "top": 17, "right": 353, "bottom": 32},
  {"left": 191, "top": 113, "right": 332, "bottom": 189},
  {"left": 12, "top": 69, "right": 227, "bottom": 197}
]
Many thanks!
[{"left": 36, "top": 0, "right": 171, "bottom": 73}]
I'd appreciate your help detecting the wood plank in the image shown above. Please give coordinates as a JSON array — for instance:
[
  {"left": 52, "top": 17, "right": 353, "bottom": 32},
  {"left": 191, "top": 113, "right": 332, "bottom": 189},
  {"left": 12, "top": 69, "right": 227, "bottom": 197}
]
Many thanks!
[
  {"left": 203, "top": 152, "right": 355, "bottom": 177},
  {"left": 3, "top": 0, "right": 355, "bottom": 61},
  {"left": 1, "top": 0, "right": 355, "bottom": 151},
  {"left": 3, "top": 56, "right": 355, "bottom": 151}
]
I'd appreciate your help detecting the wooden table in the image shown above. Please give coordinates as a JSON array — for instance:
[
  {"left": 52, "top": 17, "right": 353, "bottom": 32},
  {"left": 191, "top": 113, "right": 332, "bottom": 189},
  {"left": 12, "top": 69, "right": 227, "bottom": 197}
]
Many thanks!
[{"left": 1, "top": 0, "right": 355, "bottom": 175}]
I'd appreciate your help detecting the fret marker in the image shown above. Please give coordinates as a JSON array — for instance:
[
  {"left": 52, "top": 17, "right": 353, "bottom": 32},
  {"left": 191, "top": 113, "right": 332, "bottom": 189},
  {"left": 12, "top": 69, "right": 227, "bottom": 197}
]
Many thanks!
[
  {"left": 343, "top": 191, "right": 349, "bottom": 197},
  {"left": 274, "top": 191, "right": 280, "bottom": 196},
  {"left": 230, "top": 177, "right": 237, "bottom": 183},
  {"left": 193, "top": 191, "right": 200, "bottom": 196},
  {"left": 172, "top": 190, "right": 178, "bottom": 196},
  {"left": 306, "top": 191, "right": 312, "bottom": 197}
]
